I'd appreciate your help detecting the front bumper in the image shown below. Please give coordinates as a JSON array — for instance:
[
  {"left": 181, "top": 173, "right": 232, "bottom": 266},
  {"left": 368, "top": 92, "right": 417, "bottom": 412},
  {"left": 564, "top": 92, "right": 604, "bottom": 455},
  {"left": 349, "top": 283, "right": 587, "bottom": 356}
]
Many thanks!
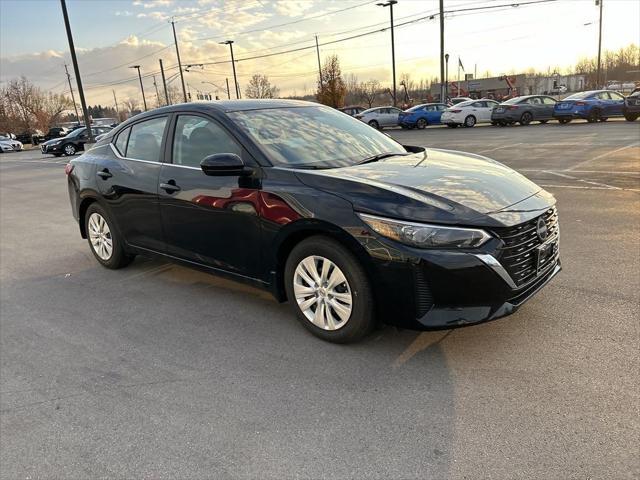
[{"left": 41, "top": 143, "right": 63, "bottom": 154}]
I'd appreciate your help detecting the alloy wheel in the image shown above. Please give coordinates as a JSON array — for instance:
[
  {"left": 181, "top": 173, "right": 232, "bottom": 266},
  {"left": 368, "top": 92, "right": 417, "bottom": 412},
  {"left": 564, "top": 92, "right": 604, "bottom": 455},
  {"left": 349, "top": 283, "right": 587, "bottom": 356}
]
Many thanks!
[
  {"left": 88, "top": 212, "right": 113, "bottom": 261},
  {"left": 293, "top": 255, "right": 353, "bottom": 331},
  {"left": 64, "top": 144, "right": 76, "bottom": 155}
]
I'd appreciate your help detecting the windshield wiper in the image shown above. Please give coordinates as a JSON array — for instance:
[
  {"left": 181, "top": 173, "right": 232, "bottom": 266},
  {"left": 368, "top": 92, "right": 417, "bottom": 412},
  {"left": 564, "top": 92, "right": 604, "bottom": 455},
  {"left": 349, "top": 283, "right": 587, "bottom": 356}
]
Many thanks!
[{"left": 356, "top": 152, "right": 408, "bottom": 165}]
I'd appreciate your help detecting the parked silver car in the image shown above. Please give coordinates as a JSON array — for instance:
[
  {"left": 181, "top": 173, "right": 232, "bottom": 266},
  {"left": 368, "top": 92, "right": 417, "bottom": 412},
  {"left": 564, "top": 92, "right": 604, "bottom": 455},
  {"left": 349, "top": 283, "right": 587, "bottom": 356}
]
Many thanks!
[{"left": 355, "top": 106, "right": 403, "bottom": 129}]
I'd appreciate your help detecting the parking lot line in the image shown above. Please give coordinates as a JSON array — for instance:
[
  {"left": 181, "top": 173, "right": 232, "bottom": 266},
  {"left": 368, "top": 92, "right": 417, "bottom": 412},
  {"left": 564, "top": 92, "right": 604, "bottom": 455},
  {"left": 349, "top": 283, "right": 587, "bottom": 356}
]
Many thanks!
[
  {"left": 477, "top": 143, "right": 523, "bottom": 154},
  {"left": 565, "top": 142, "right": 640, "bottom": 171}
]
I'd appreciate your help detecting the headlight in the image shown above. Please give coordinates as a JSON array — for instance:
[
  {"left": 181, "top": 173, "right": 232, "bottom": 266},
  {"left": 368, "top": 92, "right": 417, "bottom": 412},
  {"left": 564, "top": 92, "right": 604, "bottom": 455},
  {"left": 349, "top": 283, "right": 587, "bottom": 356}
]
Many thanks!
[{"left": 358, "top": 213, "right": 491, "bottom": 249}]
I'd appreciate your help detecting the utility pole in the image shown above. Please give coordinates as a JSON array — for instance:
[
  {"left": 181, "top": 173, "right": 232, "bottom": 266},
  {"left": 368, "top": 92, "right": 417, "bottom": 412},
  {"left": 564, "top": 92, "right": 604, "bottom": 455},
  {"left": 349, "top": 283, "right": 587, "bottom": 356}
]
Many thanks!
[
  {"left": 129, "top": 65, "right": 147, "bottom": 111},
  {"left": 457, "top": 56, "right": 460, "bottom": 97},
  {"left": 152, "top": 75, "right": 161, "bottom": 107},
  {"left": 596, "top": 0, "right": 603, "bottom": 88},
  {"left": 220, "top": 40, "right": 239, "bottom": 99},
  {"left": 225, "top": 78, "right": 231, "bottom": 100},
  {"left": 64, "top": 64, "right": 80, "bottom": 123},
  {"left": 439, "top": 0, "right": 445, "bottom": 102},
  {"left": 377, "top": 1, "right": 398, "bottom": 106},
  {"left": 445, "top": 53, "right": 450, "bottom": 101},
  {"left": 171, "top": 19, "right": 188, "bottom": 102},
  {"left": 315, "top": 35, "right": 323, "bottom": 89},
  {"left": 112, "top": 90, "right": 119, "bottom": 117},
  {"left": 159, "top": 59, "right": 170, "bottom": 105},
  {"left": 60, "top": 0, "right": 93, "bottom": 142}
]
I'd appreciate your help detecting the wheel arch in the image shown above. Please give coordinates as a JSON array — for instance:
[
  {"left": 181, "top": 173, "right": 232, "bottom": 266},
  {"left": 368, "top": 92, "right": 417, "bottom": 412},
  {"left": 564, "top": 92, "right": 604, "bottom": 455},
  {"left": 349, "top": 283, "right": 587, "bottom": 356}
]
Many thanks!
[
  {"left": 78, "top": 196, "right": 98, "bottom": 238},
  {"left": 271, "top": 219, "right": 375, "bottom": 302}
]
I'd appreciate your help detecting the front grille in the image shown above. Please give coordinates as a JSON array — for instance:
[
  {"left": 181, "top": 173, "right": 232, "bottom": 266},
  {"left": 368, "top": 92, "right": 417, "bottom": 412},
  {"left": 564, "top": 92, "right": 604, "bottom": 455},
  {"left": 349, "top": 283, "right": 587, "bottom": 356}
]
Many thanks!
[{"left": 493, "top": 208, "right": 559, "bottom": 288}]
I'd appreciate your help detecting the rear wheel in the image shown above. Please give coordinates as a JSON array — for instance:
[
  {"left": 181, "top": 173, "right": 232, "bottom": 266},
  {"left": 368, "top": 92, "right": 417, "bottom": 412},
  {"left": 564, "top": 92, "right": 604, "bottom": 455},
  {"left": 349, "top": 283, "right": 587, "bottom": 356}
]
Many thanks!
[
  {"left": 63, "top": 143, "right": 76, "bottom": 156},
  {"left": 625, "top": 113, "right": 639, "bottom": 121},
  {"left": 587, "top": 108, "right": 601, "bottom": 123},
  {"left": 416, "top": 118, "right": 428, "bottom": 129},
  {"left": 85, "top": 203, "right": 134, "bottom": 269},
  {"left": 368, "top": 120, "right": 380, "bottom": 130},
  {"left": 464, "top": 115, "right": 476, "bottom": 127},
  {"left": 519, "top": 112, "right": 533, "bottom": 125},
  {"left": 284, "top": 236, "right": 374, "bottom": 343}
]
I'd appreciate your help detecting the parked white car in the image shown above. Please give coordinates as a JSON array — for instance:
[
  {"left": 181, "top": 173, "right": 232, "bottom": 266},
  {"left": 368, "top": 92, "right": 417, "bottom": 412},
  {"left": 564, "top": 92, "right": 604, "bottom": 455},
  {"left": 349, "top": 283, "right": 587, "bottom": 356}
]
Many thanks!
[
  {"left": 0, "top": 135, "right": 23, "bottom": 152},
  {"left": 355, "top": 106, "right": 403, "bottom": 129},
  {"left": 440, "top": 99, "right": 500, "bottom": 128}
]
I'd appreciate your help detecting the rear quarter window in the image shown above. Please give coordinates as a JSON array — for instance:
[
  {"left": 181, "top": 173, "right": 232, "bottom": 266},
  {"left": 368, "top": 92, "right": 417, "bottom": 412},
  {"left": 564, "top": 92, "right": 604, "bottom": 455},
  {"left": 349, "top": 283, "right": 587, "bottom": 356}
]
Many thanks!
[{"left": 114, "top": 127, "right": 130, "bottom": 156}]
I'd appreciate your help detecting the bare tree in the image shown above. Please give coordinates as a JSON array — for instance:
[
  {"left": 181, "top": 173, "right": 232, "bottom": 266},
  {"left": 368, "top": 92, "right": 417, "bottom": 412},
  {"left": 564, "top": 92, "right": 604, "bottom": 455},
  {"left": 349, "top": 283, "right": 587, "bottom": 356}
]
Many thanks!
[
  {"left": 245, "top": 74, "right": 280, "bottom": 99},
  {"left": 317, "top": 55, "right": 346, "bottom": 108},
  {"left": 344, "top": 73, "right": 361, "bottom": 105},
  {"left": 122, "top": 98, "right": 140, "bottom": 115},
  {"left": 359, "top": 80, "right": 380, "bottom": 108}
]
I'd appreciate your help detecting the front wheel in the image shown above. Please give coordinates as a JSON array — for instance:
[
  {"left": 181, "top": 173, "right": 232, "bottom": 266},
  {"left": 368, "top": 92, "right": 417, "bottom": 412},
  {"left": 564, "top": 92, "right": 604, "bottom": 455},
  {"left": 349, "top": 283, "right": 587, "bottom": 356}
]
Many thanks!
[
  {"left": 284, "top": 236, "right": 374, "bottom": 343},
  {"left": 587, "top": 108, "right": 600, "bottom": 123},
  {"left": 464, "top": 115, "right": 476, "bottom": 127},
  {"left": 625, "top": 114, "right": 639, "bottom": 121},
  {"left": 85, "top": 203, "right": 134, "bottom": 269},
  {"left": 63, "top": 143, "right": 77, "bottom": 156},
  {"left": 416, "top": 118, "right": 428, "bottom": 129}
]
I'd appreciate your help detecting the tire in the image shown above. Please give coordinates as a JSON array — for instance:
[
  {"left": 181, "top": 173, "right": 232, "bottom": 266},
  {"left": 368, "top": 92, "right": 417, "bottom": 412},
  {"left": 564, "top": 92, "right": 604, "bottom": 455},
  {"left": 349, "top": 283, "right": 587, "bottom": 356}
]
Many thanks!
[
  {"left": 558, "top": 118, "right": 571, "bottom": 124},
  {"left": 446, "top": 124, "right": 458, "bottom": 128},
  {"left": 284, "top": 236, "right": 374, "bottom": 343},
  {"left": 539, "top": 120, "right": 549, "bottom": 124},
  {"left": 624, "top": 114, "right": 639, "bottom": 121},
  {"left": 599, "top": 117, "right": 608, "bottom": 122},
  {"left": 587, "top": 108, "right": 600, "bottom": 123},
  {"left": 368, "top": 120, "right": 380, "bottom": 130},
  {"left": 519, "top": 112, "right": 533, "bottom": 125},
  {"left": 63, "top": 143, "right": 77, "bottom": 156},
  {"left": 84, "top": 203, "right": 134, "bottom": 269},
  {"left": 490, "top": 121, "right": 497, "bottom": 126},
  {"left": 416, "top": 118, "right": 428, "bottom": 129},
  {"left": 464, "top": 115, "right": 476, "bottom": 127}
]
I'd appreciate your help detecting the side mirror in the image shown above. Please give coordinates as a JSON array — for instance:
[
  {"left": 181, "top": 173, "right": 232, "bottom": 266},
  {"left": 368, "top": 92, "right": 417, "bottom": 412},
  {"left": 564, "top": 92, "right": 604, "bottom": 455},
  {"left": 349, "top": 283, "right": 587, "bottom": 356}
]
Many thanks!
[{"left": 200, "top": 153, "right": 250, "bottom": 176}]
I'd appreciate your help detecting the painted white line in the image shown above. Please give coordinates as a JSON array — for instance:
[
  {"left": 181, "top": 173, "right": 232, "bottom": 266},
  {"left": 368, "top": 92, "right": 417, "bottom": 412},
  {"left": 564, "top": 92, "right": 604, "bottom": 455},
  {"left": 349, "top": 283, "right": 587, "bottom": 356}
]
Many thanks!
[
  {"left": 477, "top": 143, "right": 522, "bottom": 154},
  {"left": 541, "top": 184, "right": 640, "bottom": 192},
  {"left": 565, "top": 142, "right": 640, "bottom": 171},
  {"left": 542, "top": 170, "right": 622, "bottom": 190},
  {"left": 521, "top": 168, "right": 640, "bottom": 175}
]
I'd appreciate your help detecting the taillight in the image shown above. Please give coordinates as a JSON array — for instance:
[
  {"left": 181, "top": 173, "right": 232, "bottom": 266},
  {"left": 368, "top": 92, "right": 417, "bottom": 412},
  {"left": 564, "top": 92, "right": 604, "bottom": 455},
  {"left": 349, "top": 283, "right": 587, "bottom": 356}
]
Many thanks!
[
  {"left": 64, "top": 163, "right": 74, "bottom": 175},
  {"left": 575, "top": 101, "right": 586, "bottom": 106}
]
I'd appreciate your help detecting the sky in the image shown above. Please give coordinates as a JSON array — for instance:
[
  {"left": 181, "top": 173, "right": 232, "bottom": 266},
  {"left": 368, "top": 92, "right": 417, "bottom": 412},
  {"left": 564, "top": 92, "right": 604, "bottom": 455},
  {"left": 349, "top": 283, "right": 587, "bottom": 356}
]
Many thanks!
[{"left": 1, "top": 0, "right": 639, "bottom": 107}]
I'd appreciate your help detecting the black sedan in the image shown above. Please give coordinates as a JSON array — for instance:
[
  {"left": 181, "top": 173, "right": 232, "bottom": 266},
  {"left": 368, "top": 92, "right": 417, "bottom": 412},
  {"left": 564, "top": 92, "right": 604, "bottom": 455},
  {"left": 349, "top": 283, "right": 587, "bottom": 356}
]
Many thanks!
[
  {"left": 66, "top": 100, "right": 561, "bottom": 343},
  {"left": 42, "top": 126, "right": 112, "bottom": 156},
  {"left": 491, "top": 95, "right": 557, "bottom": 126},
  {"left": 623, "top": 88, "right": 640, "bottom": 121}
]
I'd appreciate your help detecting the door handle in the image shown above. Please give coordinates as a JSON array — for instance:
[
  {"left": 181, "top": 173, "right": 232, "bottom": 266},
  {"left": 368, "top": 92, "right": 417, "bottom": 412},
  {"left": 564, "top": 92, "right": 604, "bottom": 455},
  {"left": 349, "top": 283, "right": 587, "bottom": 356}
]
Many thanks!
[
  {"left": 97, "top": 169, "right": 112, "bottom": 179},
  {"left": 160, "top": 182, "right": 181, "bottom": 193}
]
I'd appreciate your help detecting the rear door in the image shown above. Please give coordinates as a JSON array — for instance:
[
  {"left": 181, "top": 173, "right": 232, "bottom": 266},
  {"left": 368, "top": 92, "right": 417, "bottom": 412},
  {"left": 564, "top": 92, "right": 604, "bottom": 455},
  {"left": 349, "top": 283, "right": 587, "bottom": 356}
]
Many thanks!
[
  {"left": 97, "top": 116, "right": 168, "bottom": 252},
  {"left": 158, "top": 113, "right": 262, "bottom": 277}
]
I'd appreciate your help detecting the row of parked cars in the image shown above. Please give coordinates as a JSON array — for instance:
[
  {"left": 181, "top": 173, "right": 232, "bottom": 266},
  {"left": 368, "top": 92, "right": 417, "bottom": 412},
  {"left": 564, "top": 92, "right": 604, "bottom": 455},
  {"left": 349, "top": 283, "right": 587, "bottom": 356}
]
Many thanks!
[{"left": 344, "top": 88, "right": 640, "bottom": 130}]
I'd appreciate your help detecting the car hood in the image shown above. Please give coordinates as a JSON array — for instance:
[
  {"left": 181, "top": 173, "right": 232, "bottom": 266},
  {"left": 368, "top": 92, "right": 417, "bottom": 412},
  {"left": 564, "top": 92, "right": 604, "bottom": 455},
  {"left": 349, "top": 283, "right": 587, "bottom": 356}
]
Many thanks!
[
  {"left": 42, "top": 137, "right": 66, "bottom": 146},
  {"left": 294, "top": 148, "right": 551, "bottom": 227}
]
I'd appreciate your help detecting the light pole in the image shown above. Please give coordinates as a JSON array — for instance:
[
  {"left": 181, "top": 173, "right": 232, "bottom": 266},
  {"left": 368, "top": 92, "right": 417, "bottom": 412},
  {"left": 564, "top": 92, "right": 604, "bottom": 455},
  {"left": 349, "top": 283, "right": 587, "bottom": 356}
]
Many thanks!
[
  {"left": 377, "top": 0, "right": 398, "bottom": 106},
  {"left": 220, "top": 40, "right": 240, "bottom": 99},
  {"left": 596, "top": 0, "right": 604, "bottom": 88},
  {"left": 129, "top": 65, "right": 147, "bottom": 111},
  {"left": 444, "top": 53, "right": 450, "bottom": 102}
]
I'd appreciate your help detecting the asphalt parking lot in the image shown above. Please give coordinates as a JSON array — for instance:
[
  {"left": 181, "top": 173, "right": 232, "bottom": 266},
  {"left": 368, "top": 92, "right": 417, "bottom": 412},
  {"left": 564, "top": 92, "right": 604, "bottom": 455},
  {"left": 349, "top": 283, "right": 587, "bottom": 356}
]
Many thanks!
[{"left": 1, "top": 120, "right": 639, "bottom": 479}]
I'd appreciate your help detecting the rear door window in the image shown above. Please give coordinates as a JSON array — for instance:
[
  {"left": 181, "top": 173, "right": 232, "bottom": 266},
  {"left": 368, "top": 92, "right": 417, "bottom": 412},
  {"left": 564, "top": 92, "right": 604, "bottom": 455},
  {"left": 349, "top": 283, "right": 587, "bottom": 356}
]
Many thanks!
[
  {"left": 126, "top": 117, "right": 168, "bottom": 162},
  {"left": 114, "top": 127, "right": 130, "bottom": 155}
]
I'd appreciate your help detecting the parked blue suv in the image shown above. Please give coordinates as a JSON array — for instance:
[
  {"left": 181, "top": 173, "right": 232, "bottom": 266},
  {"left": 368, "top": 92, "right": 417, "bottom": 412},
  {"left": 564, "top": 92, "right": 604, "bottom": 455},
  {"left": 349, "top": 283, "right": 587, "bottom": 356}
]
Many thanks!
[
  {"left": 399, "top": 103, "right": 448, "bottom": 129},
  {"left": 553, "top": 90, "right": 626, "bottom": 123}
]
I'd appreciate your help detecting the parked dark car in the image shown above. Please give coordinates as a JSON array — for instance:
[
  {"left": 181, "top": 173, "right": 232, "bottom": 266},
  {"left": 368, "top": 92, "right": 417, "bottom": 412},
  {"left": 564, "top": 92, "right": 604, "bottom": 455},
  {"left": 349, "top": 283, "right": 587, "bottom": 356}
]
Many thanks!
[
  {"left": 553, "top": 90, "right": 625, "bottom": 123},
  {"left": 15, "top": 130, "right": 45, "bottom": 145},
  {"left": 491, "top": 95, "right": 557, "bottom": 126},
  {"left": 623, "top": 88, "right": 640, "bottom": 121},
  {"left": 44, "top": 127, "right": 71, "bottom": 141},
  {"left": 339, "top": 106, "right": 366, "bottom": 116},
  {"left": 66, "top": 100, "right": 561, "bottom": 343},
  {"left": 41, "top": 126, "right": 112, "bottom": 156}
]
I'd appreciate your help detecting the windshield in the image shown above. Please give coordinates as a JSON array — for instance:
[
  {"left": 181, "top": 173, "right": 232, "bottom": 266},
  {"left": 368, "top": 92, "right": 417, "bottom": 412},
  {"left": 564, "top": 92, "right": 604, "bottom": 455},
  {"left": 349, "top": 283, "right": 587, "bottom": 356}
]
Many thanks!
[
  {"left": 565, "top": 91, "right": 594, "bottom": 100},
  {"left": 406, "top": 105, "right": 426, "bottom": 112},
  {"left": 0, "top": 136, "right": 10, "bottom": 141},
  {"left": 228, "top": 106, "right": 406, "bottom": 168},
  {"left": 67, "top": 128, "right": 85, "bottom": 138}
]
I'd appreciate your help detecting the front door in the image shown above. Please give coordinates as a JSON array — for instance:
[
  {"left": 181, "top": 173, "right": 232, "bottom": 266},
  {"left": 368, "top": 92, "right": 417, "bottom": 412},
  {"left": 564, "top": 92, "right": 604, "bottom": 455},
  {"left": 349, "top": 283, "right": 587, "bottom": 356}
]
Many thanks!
[
  {"left": 606, "top": 91, "right": 625, "bottom": 116},
  {"left": 158, "top": 113, "right": 262, "bottom": 278}
]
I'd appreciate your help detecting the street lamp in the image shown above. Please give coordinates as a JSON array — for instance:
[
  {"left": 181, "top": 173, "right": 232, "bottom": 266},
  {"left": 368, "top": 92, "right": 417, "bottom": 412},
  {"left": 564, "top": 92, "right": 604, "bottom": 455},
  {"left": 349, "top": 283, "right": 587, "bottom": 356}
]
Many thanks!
[
  {"left": 444, "top": 53, "right": 450, "bottom": 102},
  {"left": 220, "top": 40, "right": 240, "bottom": 99},
  {"left": 377, "top": 0, "right": 398, "bottom": 106},
  {"left": 129, "top": 65, "right": 147, "bottom": 111}
]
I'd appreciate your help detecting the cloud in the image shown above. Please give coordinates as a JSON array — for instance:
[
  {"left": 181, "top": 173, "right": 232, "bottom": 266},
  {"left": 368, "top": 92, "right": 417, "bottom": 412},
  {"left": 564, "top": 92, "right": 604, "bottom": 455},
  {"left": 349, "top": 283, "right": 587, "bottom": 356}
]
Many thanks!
[
  {"left": 132, "top": 0, "right": 173, "bottom": 8},
  {"left": 115, "top": 10, "right": 134, "bottom": 17},
  {"left": 273, "top": 0, "right": 315, "bottom": 17}
]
